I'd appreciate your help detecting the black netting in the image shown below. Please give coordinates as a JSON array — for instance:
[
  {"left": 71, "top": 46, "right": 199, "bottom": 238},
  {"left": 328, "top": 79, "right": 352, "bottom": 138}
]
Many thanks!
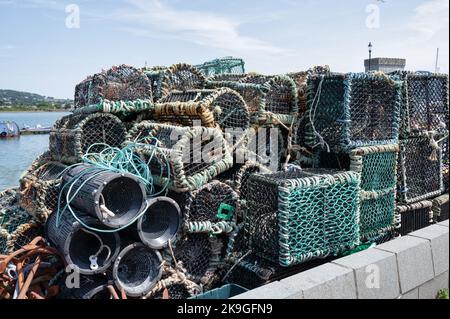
[
  {"left": 397, "top": 201, "right": 433, "bottom": 236},
  {"left": 152, "top": 283, "right": 192, "bottom": 300}
]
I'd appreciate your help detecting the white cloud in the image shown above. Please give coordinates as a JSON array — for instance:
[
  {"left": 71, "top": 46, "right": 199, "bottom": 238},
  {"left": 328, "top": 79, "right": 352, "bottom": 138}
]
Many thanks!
[
  {"left": 107, "top": 0, "right": 285, "bottom": 55},
  {"left": 408, "top": 0, "right": 449, "bottom": 42}
]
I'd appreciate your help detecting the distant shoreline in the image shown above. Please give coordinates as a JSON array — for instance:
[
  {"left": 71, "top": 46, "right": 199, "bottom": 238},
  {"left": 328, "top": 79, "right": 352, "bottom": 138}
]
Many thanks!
[{"left": 0, "top": 108, "right": 71, "bottom": 113}]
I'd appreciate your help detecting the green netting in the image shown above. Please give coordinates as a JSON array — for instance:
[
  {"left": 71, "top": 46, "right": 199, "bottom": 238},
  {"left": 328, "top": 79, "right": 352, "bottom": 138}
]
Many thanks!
[
  {"left": 195, "top": 57, "right": 245, "bottom": 76},
  {"left": 242, "top": 169, "right": 360, "bottom": 266},
  {"left": 396, "top": 200, "right": 433, "bottom": 236},
  {"left": 72, "top": 99, "right": 154, "bottom": 118},
  {"left": 207, "top": 74, "right": 299, "bottom": 125},
  {"left": 19, "top": 152, "right": 67, "bottom": 222},
  {"left": 432, "top": 194, "right": 449, "bottom": 222},
  {"left": 125, "top": 122, "right": 234, "bottom": 192},
  {"left": 398, "top": 136, "right": 443, "bottom": 203},
  {"left": 74, "top": 64, "right": 153, "bottom": 109},
  {"left": 49, "top": 113, "right": 127, "bottom": 164},
  {"left": 304, "top": 72, "right": 402, "bottom": 152},
  {"left": 359, "top": 189, "right": 397, "bottom": 241},
  {"left": 392, "top": 71, "right": 449, "bottom": 138}
]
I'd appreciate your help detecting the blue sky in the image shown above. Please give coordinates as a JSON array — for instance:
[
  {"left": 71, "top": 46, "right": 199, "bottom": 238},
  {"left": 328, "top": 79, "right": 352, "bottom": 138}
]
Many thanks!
[{"left": 0, "top": 0, "right": 448, "bottom": 99}]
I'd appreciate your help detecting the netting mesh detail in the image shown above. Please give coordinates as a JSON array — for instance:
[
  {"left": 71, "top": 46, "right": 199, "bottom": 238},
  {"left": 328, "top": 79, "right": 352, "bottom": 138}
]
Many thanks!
[
  {"left": 243, "top": 169, "right": 360, "bottom": 266},
  {"left": 126, "top": 122, "right": 233, "bottom": 192},
  {"left": 396, "top": 201, "right": 433, "bottom": 236},
  {"left": 74, "top": 65, "right": 153, "bottom": 109},
  {"left": 195, "top": 57, "right": 245, "bottom": 76},
  {"left": 49, "top": 113, "right": 126, "bottom": 164},
  {"left": 440, "top": 135, "right": 449, "bottom": 193},
  {"left": 305, "top": 73, "right": 402, "bottom": 151},
  {"left": 139, "top": 88, "right": 250, "bottom": 132},
  {"left": 19, "top": 153, "right": 67, "bottom": 222},
  {"left": 160, "top": 63, "right": 206, "bottom": 98},
  {"left": 398, "top": 137, "right": 443, "bottom": 203},
  {"left": 6, "top": 221, "right": 44, "bottom": 253}
]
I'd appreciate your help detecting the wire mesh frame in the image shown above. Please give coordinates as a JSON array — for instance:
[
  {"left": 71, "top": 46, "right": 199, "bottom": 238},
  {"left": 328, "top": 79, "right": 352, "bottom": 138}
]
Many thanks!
[
  {"left": 304, "top": 72, "right": 402, "bottom": 152},
  {"left": 398, "top": 137, "right": 443, "bottom": 203},
  {"left": 6, "top": 221, "right": 44, "bottom": 254},
  {"left": 183, "top": 180, "right": 239, "bottom": 235},
  {"left": 243, "top": 170, "right": 361, "bottom": 267},
  {"left": 142, "top": 66, "right": 169, "bottom": 102},
  {"left": 159, "top": 63, "right": 207, "bottom": 100},
  {"left": 126, "top": 122, "right": 234, "bottom": 192},
  {"left": 19, "top": 153, "right": 67, "bottom": 222},
  {"left": 49, "top": 113, "right": 127, "bottom": 164},
  {"left": 432, "top": 194, "right": 449, "bottom": 222},
  {"left": 439, "top": 134, "right": 449, "bottom": 194},
  {"left": 207, "top": 75, "right": 299, "bottom": 126},
  {"left": 195, "top": 57, "right": 245, "bottom": 76},
  {"left": 396, "top": 200, "right": 433, "bottom": 236},
  {"left": 74, "top": 64, "right": 153, "bottom": 109},
  {"left": 139, "top": 88, "right": 251, "bottom": 134},
  {"left": 394, "top": 71, "right": 449, "bottom": 138}
]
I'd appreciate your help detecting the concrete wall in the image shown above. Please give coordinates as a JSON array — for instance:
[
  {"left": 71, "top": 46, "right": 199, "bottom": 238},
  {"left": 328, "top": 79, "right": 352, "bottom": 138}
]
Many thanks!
[{"left": 233, "top": 220, "right": 449, "bottom": 299}]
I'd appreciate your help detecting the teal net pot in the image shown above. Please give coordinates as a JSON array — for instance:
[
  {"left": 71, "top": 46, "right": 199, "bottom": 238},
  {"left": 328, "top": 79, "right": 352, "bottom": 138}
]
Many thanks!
[
  {"left": 242, "top": 169, "right": 361, "bottom": 267},
  {"left": 396, "top": 200, "right": 433, "bottom": 236},
  {"left": 194, "top": 57, "right": 245, "bottom": 77},
  {"left": 125, "top": 122, "right": 234, "bottom": 192},
  {"left": 304, "top": 72, "right": 402, "bottom": 152},
  {"left": 74, "top": 64, "right": 153, "bottom": 109},
  {"left": 143, "top": 63, "right": 206, "bottom": 102},
  {"left": 19, "top": 152, "right": 67, "bottom": 222},
  {"left": 392, "top": 71, "right": 449, "bottom": 138},
  {"left": 49, "top": 113, "right": 127, "bottom": 164},
  {"left": 207, "top": 74, "right": 299, "bottom": 126},
  {"left": 137, "top": 88, "right": 250, "bottom": 134},
  {"left": 190, "top": 284, "right": 247, "bottom": 299},
  {"left": 439, "top": 134, "right": 449, "bottom": 193},
  {"left": 432, "top": 194, "right": 449, "bottom": 223},
  {"left": 397, "top": 136, "right": 443, "bottom": 203}
]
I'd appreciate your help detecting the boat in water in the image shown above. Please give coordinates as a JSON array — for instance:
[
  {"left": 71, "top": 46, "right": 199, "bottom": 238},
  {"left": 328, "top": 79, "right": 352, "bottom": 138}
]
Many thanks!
[{"left": 0, "top": 121, "right": 20, "bottom": 138}]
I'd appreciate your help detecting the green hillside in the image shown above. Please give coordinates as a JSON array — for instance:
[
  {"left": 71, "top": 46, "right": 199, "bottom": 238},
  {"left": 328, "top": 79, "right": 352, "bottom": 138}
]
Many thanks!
[{"left": 0, "top": 89, "right": 73, "bottom": 111}]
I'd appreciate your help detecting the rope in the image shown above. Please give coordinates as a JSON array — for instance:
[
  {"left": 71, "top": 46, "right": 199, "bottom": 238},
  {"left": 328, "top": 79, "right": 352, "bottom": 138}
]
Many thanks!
[{"left": 309, "top": 76, "right": 331, "bottom": 152}]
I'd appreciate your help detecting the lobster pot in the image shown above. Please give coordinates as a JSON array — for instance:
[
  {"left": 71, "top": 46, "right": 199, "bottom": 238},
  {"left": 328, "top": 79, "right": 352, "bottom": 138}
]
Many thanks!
[
  {"left": 432, "top": 194, "right": 449, "bottom": 222},
  {"left": 304, "top": 72, "right": 402, "bottom": 152},
  {"left": 168, "top": 233, "right": 225, "bottom": 288},
  {"left": 74, "top": 64, "right": 153, "bottom": 109},
  {"left": 242, "top": 169, "right": 361, "bottom": 266},
  {"left": 139, "top": 88, "right": 250, "bottom": 135},
  {"left": 142, "top": 66, "right": 168, "bottom": 102},
  {"left": 45, "top": 210, "right": 121, "bottom": 275},
  {"left": 397, "top": 201, "right": 433, "bottom": 236},
  {"left": 207, "top": 75, "right": 299, "bottom": 125},
  {"left": 112, "top": 243, "right": 162, "bottom": 297},
  {"left": 6, "top": 221, "right": 44, "bottom": 254},
  {"left": 0, "top": 189, "right": 34, "bottom": 254},
  {"left": 153, "top": 63, "right": 206, "bottom": 101},
  {"left": 126, "top": 122, "right": 233, "bottom": 192},
  {"left": 359, "top": 190, "right": 397, "bottom": 242},
  {"left": 49, "top": 113, "right": 126, "bottom": 164},
  {"left": 183, "top": 181, "right": 239, "bottom": 235},
  {"left": 19, "top": 153, "right": 67, "bottom": 222},
  {"left": 398, "top": 137, "right": 443, "bottom": 203},
  {"left": 440, "top": 135, "right": 449, "bottom": 193},
  {"left": 195, "top": 57, "right": 245, "bottom": 76},
  {"left": 395, "top": 72, "right": 449, "bottom": 138},
  {"left": 127, "top": 197, "right": 182, "bottom": 250},
  {"left": 58, "top": 275, "right": 110, "bottom": 299},
  {"left": 61, "top": 164, "right": 146, "bottom": 228}
]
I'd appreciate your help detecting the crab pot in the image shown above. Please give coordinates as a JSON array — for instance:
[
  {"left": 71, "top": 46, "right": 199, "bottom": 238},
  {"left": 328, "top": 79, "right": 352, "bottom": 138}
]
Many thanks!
[
  {"left": 207, "top": 74, "right": 298, "bottom": 125},
  {"left": 183, "top": 181, "right": 239, "bottom": 235},
  {"left": 126, "top": 122, "right": 233, "bottom": 192},
  {"left": 393, "top": 71, "right": 449, "bottom": 138},
  {"left": 397, "top": 137, "right": 443, "bottom": 203},
  {"left": 61, "top": 164, "right": 146, "bottom": 228},
  {"left": 138, "top": 88, "right": 250, "bottom": 134},
  {"left": 170, "top": 233, "right": 225, "bottom": 287},
  {"left": 49, "top": 113, "right": 126, "bottom": 164},
  {"left": 58, "top": 275, "right": 111, "bottom": 299},
  {"left": 6, "top": 221, "right": 44, "bottom": 253},
  {"left": 195, "top": 57, "right": 245, "bottom": 76},
  {"left": 74, "top": 64, "right": 153, "bottom": 109},
  {"left": 397, "top": 201, "right": 433, "bottom": 236},
  {"left": 432, "top": 194, "right": 449, "bottom": 222},
  {"left": 242, "top": 169, "right": 361, "bottom": 266},
  {"left": 128, "top": 197, "right": 181, "bottom": 250},
  {"left": 112, "top": 243, "right": 162, "bottom": 297},
  {"left": 19, "top": 153, "right": 67, "bottom": 222},
  {"left": 146, "top": 266, "right": 200, "bottom": 299},
  {"left": 440, "top": 135, "right": 449, "bottom": 193},
  {"left": 304, "top": 72, "right": 402, "bottom": 152},
  {"left": 45, "top": 210, "right": 121, "bottom": 275}
]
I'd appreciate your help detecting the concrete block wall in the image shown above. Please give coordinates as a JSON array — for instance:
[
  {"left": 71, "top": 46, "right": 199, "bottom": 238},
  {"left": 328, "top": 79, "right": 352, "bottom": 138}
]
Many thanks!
[{"left": 233, "top": 220, "right": 449, "bottom": 299}]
